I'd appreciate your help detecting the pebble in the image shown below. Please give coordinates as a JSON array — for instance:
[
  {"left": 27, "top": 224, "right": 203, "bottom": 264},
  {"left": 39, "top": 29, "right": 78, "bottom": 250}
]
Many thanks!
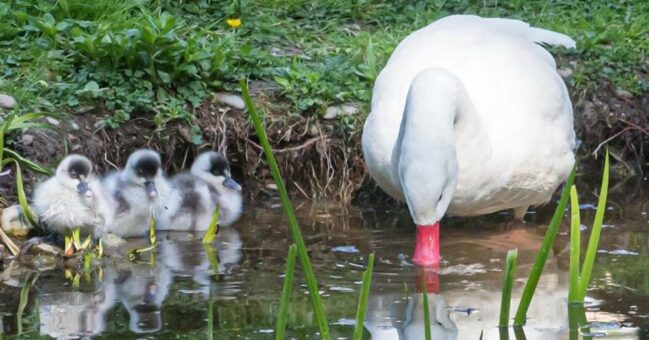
[
  {"left": 102, "top": 233, "right": 126, "bottom": 248},
  {"left": 558, "top": 68, "right": 573, "bottom": 78},
  {"left": 614, "top": 88, "right": 634, "bottom": 99},
  {"left": 1, "top": 205, "right": 36, "bottom": 237},
  {"left": 0, "top": 94, "right": 16, "bottom": 109},
  {"left": 323, "top": 104, "right": 359, "bottom": 120},
  {"left": 21, "top": 134, "right": 34, "bottom": 146},
  {"left": 214, "top": 92, "right": 245, "bottom": 110},
  {"left": 45, "top": 117, "right": 60, "bottom": 126}
]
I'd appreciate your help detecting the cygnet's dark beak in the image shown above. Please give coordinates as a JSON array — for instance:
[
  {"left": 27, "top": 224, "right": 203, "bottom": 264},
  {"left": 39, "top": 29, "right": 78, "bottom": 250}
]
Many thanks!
[
  {"left": 223, "top": 177, "right": 241, "bottom": 191},
  {"left": 144, "top": 180, "right": 158, "bottom": 199},
  {"left": 77, "top": 181, "right": 93, "bottom": 198},
  {"left": 144, "top": 282, "right": 158, "bottom": 304}
]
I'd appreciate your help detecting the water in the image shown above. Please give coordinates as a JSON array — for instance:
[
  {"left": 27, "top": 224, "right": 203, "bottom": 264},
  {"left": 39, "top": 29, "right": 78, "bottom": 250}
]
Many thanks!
[{"left": 1, "top": 177, "right": 648, "bottom": 339}]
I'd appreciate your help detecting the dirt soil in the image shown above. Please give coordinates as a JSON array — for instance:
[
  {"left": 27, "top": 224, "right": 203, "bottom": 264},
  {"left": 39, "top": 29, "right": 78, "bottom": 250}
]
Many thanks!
[{"left": 5, "top": 82, "right": 648, "bottom": 205}]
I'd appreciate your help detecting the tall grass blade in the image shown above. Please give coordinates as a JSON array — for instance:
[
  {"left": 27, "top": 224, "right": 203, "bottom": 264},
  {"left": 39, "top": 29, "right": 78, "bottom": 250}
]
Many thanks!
[
  {"left": 0, "top": 226, "right": 19, "bottom": 256},
  {"left": 0, "top": 114, "right": 14, "bottom": 164},
  {"left": 353, "top": 252, "right": 375, "bottom": 340},
  {"left": 513, "top": 326, "right": 527, "bottom": 340},
  {"left": 149, "top": 215, "right": 157, "bottom": 245},
  {"left": 275, "top": 244, "right": 297, "bottom": 340},
  {"left": 202, "top": 206, "right": 221, "bottom": 244},
  {"left": 514, "top": 167, "right": 576, "bottom": 325},
  {"left": 10, "top": 159, "right": 39, "bottom": 227},
  {"left": 5, "top": 149, "right": 53, "bottom": 175},
  {"left": 500, "top": 249, "right": 518, "bottom": 328},
  {"left": 421, "top": 272, "right": 431, "bottom": 340},
  {"left": 240, "top": 79, "right": 330, "bottom": 338},
  {"left": 568, "top": 185, "right": 581, "bottom": 302},
  {"left": 577, "top": 151, "right": 609, "bottom": 301},
  {"left": 207, "top": 296, "right": 214, "bottom": 340}
]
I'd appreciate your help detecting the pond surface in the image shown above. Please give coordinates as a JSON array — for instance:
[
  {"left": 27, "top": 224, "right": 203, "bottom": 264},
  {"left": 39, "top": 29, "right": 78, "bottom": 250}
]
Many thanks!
[{"left": 0, "top": 176, "right": 648, "bottom": 339}]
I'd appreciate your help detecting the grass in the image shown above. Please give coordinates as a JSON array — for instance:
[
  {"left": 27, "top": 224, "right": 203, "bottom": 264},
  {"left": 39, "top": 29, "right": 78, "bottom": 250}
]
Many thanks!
[
  {"left": 422, "top": 273, "right": 432, "bottom": 340},
  {"left": 568, "top": 185, "right": 581, "bottom": 302},
  {"left": 241, "top": 79, "right": 330, "bottom": 338},
  {"left": 275, "top": 244, "right": 297, "bottom": 340},
  {"left": 352, "top": 252, "right": 374, "bottom": 340},
  {"left": 202, "top": 206, "right": 221, "bottom": 244},
  {"left": 513, "top": 167, "right": 576, "bottom": 325},
  {"left": 0, "top": 1, "right": 645, "bottom": 139},
  {"left": 499, "top": 249, "right": 518, "bottom": 328}
]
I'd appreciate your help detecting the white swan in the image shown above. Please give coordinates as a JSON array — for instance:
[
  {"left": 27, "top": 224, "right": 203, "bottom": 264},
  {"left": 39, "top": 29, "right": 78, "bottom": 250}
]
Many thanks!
[
  {"left": 102, "top": 149, "right": 171, "bottom": 238},
  {"left": 33, "top": 154, "right": 112, "bottom": 238},
  {"left": 362, "top": 15, "right": 576, "bottom": 266}
]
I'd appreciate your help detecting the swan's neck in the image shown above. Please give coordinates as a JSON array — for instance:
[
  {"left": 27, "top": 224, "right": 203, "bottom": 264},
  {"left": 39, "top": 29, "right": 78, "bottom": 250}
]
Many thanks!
[{"left": 396, "top": 68, "right": 489, "bottom": 225}]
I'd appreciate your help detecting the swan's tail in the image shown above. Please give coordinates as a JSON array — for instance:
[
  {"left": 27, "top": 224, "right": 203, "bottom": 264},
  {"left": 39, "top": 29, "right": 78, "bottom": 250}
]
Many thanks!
[
  {"left": 485, "top": 17, "right": 576, "bottom": 49},
  {"left": 526, "top": 27, "right": 576, "bottom": 49}
]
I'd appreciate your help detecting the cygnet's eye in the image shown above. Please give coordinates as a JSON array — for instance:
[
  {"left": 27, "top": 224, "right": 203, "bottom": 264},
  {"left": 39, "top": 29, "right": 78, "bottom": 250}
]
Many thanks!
[{"left": 70, "top": 172, "right": 78, "bottom": 179}]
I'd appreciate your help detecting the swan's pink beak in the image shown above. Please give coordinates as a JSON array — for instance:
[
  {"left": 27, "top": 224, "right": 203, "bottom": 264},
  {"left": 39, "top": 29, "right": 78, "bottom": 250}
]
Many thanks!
[{"left": 412, "top": 222, "right": 441, "bottom": 267}]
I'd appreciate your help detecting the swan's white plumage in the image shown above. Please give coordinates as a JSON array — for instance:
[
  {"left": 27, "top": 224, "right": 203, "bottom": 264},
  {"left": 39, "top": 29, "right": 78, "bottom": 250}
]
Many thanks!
[{"left": 363, "top": 15, "right": 576, "bottom": 224}]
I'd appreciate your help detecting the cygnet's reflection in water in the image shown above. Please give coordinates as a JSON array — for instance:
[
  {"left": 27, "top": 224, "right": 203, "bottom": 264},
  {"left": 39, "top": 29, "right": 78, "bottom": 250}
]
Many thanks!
[{"left": 37, "top": 227, "right": 242, "bottom": 338}]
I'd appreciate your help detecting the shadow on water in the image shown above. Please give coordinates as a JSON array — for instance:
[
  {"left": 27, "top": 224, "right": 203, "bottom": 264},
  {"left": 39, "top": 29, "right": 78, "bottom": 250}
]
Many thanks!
[{"left": 0, "top": 175, "right": 648, "bottom": 338}]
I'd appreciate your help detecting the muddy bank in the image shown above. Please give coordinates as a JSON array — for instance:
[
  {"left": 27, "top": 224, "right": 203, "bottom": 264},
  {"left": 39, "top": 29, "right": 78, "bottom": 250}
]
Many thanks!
[{"left": 7, "top": 82, "right": 649, "bottom": 203}]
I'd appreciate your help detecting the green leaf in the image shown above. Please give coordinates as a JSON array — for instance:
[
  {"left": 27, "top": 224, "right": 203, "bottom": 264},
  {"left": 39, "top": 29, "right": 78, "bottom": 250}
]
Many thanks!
[
  {"left": 514, "top": 166, "right": 576, "bottom": 325},
  {"left": 577, "top": 150, "right": 609, "bottom": 301},
  {"left": 353, "top": 253, "right": 375, "bottom": 340},
  {"left": 240, "top": 79, "right": 330, "bottom": 338},
  {"left": 202, "top": 206, "right": 221, "bottom": 244},
  {"left": 568, "top": 185, "right": 581, "bottom": 303},
  {"left": 275, "top": 244, "right": 297, "bottom": 340},
  {"left": 500, "top": 249, "right": 518, "bottom": 327}
]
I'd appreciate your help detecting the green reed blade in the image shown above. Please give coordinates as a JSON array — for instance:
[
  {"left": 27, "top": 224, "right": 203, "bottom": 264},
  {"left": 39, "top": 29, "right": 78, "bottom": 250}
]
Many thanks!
[
  {"left": 514, "top": 166, "right": 576, "bottom": 325},
  {"left": 0, "top": 113, "right": 14, "bottom": 164},
  {"left": 353, "top": 253, "right": 375, "bottom": 340},
  {"left": 149, "top": 215, "right": 157, "bottom": 246},
  {"left": 207, "top": 297, "right": 214, "bottom": 340},
  {"left": 422, "top": 273, "right": 432, "bottom": 340},
  {"left": 276, "top": 244, "right": 297, "bottom": 340},
  {"left": 240, "top": 79, "right": 330, "bottom": 338},
  {"left": 17, "top": 274, "right": 35, "bottom": 336},
  {"left": 568, "top": 185, "right": 581, "bottom": 302},
  {"left": 500, "top": 249, "right": 518, "bottom": 328},
  {"left": 4, "top": 148, "right": 52, "bottom": 175},
  {"left": 10, "top": 159, "right": 39, "bottom": 227},
  {"left": 513, "top": 326, "right": 527, "bottom": 340},
  {"left": 202, "top": 206, "right": 221, "bottom": 244},
  {"left": 577, "top": 150, "right": 609, "bottom": 301}
]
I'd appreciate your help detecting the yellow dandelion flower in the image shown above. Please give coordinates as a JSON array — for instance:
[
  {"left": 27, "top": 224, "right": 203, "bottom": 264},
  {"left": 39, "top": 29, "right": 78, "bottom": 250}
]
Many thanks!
[{"left": 226, "top": 18, "right": 241, "bottom": 28}]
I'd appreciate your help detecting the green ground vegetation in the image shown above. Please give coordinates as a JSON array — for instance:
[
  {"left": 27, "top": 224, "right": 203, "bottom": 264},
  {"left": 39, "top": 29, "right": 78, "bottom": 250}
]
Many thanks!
[{"left": 1, "top": 0, "right": 646, "bottom": 138}]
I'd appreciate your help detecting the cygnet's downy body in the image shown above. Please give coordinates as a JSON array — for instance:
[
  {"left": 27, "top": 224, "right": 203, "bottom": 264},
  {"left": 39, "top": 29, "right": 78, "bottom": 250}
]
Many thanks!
[
  {"left": 157, "top": 151, "right": 242, "bottom": 231},
  {"left": 103, "top": 149, "right": 170, "bottom": 238},
  {"left": 33, "top": 154, "right": 112, "bottom": 237}
]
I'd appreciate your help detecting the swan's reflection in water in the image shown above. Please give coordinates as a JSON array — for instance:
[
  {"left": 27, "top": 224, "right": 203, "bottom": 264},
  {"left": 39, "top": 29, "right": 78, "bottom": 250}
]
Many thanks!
[{"left": 37, "top": 227, "right": 242, "bottom": 338}]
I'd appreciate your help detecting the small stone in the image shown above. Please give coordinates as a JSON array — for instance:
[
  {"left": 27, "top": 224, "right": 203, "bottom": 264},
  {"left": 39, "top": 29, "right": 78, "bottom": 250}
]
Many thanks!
[
  {"left": 31, "top": 242, "right": 63, "bottom": 257},
  {"left": 45, "top": 117, "right": 60, "bottom": 126},
  {"left": 214, "top": 92, "right": 245, "bottom": 110},
  {"left": 0, "top": 94, "right": 16, "bottom": 109},
  {"left": 21, "top": 134, "right": 34, "bottom": 146},
  {"left": 558, "top": 68, "right": 573, "bottom": 78},
  {"left": 1, "top": 205, "right": 36, "bottom": 237},
  {"left": 102, "top": 233, "right": 126, "bottom": 248},
  {"left": 614, "top": 88, "right": 633, "bottom": 99},
  {"left": 323, "top": 104, "right": 359, "bottom": 120},
  {"left": 265, "top": 182, "right": 278, "bottom": 191},
  {"left": 69, "top": 121, "right": 80, "bottom": 131}
]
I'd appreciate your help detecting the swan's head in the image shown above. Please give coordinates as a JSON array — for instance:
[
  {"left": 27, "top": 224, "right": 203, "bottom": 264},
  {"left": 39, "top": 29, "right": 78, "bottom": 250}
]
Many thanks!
[
  {"left": 55, "top": 154, "right": 95, "bottom": 198},
  {"left": 122, "top": 149, "right": 162, "bottom": 199},
  {"left": 191, "top": 151, "right": 241, "bottom": 192}
]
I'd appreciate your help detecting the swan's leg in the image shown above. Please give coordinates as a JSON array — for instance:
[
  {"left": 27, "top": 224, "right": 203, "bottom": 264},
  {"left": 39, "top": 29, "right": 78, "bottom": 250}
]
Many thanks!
[{"left": 512, "top": 206, "right": 528, "bottom": 224}]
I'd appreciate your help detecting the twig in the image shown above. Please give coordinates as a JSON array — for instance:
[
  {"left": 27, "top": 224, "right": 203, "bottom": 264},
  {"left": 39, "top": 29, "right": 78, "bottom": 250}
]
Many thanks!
[{"left": 592, "top": 127, "right": 631, "bottom": 157}]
